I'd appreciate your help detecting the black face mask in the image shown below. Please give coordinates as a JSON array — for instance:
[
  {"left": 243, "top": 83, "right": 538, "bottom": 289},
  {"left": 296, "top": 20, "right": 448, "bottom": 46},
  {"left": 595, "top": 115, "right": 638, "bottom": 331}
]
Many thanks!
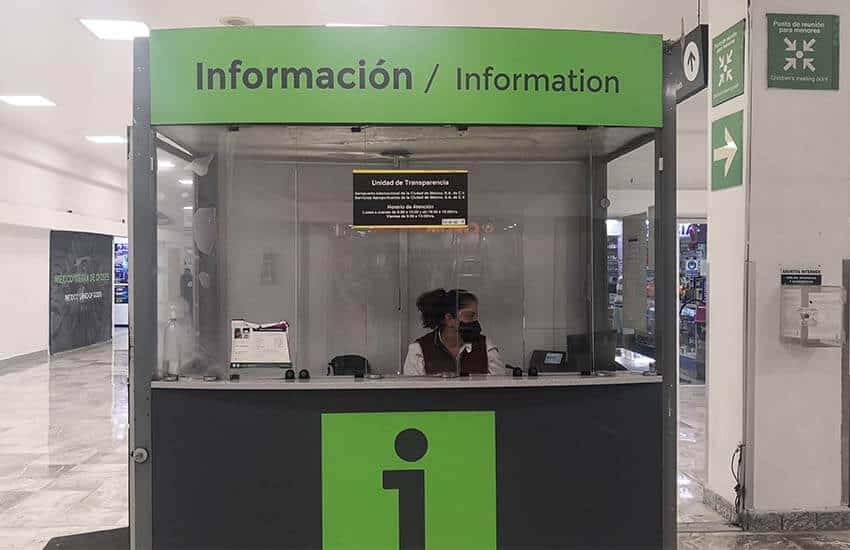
[{"left": 458, "top": 320, "right": 482, "bottom": 343}]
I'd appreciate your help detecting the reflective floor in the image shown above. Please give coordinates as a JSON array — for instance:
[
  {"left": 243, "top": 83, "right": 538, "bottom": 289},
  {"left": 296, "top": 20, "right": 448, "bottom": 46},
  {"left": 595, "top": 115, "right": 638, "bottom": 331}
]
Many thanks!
[
  {"left": 3, "top": 339, "right": 850, "bottom": 549},
  {"left": 0, "top": 331, "right": 128, "bottom": 550},
  {"left": 678, "top": 384, "right": 732, "bottom": 528},
  {"left": 679, "top": 531, "right": 850, "bottom": 548}
]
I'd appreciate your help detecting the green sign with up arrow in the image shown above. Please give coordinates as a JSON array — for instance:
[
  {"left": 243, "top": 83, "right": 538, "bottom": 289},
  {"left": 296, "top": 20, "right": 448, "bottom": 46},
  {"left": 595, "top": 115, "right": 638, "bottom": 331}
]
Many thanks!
[
  {"left": 712, "top": 20, "right": 746, "bottom": 106},
  {"left": 711, "top": 110, "right": 744, "bottom": 191},
  {"left": 767, "top": 13, "right": 840, "bottom": 90}
]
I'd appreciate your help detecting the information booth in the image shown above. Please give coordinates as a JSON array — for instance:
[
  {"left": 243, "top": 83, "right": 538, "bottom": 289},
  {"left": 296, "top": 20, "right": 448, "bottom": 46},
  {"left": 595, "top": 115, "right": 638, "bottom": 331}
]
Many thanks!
[{"left": 129, "top": 26, "right": 679, "bottom": 550}]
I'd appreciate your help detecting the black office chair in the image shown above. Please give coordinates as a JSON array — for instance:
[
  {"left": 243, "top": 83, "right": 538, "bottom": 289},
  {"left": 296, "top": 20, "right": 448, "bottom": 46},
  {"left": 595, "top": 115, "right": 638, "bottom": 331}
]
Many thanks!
[{"left": 328, "top": 355, "right": 370, "bottom": 378}]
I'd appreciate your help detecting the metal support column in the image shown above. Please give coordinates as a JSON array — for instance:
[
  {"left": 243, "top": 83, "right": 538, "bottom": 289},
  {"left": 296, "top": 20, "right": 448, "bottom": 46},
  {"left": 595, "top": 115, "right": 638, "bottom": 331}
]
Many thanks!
[
  {"left": 591, "top": 157, "right": 614, "bottom": 369},
  {"left": 657, "top": 41, "right": 679, "bottom": 549},
  {"left": 129, "top": 37, "right": 155, "bottom": 550}
]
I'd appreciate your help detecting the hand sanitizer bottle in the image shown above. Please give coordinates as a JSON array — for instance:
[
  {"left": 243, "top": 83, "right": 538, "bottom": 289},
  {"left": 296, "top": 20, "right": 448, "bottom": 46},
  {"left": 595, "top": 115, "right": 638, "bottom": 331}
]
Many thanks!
[{"left": 161, "top": 305, "right": 181, "bottom": 381}]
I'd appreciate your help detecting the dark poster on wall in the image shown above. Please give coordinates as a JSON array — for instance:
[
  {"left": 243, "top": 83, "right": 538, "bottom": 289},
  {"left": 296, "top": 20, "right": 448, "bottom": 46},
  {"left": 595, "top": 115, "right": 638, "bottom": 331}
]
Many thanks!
[{"left": 49, "top": 231, "right": 113, "bottom": 354}]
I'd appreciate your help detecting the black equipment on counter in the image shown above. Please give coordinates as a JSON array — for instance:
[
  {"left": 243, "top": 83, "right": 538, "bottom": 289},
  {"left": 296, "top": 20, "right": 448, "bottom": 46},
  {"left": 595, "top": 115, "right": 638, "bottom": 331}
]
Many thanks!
[
  {"left": 529, "top": 350, "right": 567, "bottom": 372},
  {"left": 328, "top": 355, "right": 370, "bottom": 378}
]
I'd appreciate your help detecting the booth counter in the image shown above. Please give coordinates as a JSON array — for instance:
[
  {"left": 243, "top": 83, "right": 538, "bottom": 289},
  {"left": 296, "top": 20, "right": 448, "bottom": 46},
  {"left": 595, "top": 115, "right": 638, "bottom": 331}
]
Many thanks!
[
  {"left": 130, "top": 24, "right": 678, "bottom": 550},
  {"left": 151, "top": 374, "right": 661, "bottom": 549}
]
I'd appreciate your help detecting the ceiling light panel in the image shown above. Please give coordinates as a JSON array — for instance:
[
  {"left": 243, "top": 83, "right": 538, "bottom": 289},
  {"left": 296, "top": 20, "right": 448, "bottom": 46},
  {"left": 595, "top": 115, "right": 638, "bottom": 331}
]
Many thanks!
[
  {"left": 80, "top": 19, "right": 150, "bottom": 40},
  {"left": 86, "top": 135, "right": 127, "bottom": 144},
  {"left": 0, "top": 96, "right": 56, "bottom": 106},
  {"left": 325, "top": 23, "right": 386, "bottom": 27}
]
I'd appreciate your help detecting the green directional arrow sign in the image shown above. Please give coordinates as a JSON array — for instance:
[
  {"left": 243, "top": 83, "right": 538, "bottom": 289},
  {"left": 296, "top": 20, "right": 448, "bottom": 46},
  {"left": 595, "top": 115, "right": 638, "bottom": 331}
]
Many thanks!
[{"left": 711, "top": 110, "right": 744, "bottom": 191}]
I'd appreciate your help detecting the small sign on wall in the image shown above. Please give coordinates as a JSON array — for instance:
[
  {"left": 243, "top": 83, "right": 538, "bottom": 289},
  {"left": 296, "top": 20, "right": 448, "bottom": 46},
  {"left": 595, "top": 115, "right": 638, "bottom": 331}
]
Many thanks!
[
  {"left": 780, "top": 265, "right": 843, "bottom": 347},
  {"left": 352, "top": 170, "right": 468, "bottom": 229},
  {"left": 712, "top": 19, "right": 747, "bottom": 107},
  {"left": 767, "top": 14, "right": 840, "bottom": 90},
  {"left": 780, "top": 266, "right": 823, "bottom": 286}
]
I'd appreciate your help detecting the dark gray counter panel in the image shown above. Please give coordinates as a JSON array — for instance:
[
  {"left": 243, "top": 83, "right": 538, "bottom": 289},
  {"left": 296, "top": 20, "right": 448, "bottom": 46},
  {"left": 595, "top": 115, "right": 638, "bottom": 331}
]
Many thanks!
[{"left": 152, "top": 383, "right": 661, "bottom": 549}]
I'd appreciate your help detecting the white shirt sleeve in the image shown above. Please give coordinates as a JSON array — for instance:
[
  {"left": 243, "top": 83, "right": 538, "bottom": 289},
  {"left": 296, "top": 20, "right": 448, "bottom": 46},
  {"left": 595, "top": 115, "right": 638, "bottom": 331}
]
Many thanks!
[
  {"left": 403, "top": 342, "right": 426, "bottom": 376},
  {"left": 486, "top": 338, "right": 505, "bottom": 375}
]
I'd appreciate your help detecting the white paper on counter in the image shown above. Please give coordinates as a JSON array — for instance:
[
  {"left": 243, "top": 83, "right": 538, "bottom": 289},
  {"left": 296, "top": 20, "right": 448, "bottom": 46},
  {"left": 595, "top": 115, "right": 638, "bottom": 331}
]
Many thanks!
[{"left": 231, "top": 319, "right": 291, "bottom": 365}]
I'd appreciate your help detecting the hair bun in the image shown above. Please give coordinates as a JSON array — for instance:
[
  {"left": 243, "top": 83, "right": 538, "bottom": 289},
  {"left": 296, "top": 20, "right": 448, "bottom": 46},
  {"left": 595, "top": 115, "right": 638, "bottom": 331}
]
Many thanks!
[{"left": 416, "top": 288, "right": 449, "bottom": 330}]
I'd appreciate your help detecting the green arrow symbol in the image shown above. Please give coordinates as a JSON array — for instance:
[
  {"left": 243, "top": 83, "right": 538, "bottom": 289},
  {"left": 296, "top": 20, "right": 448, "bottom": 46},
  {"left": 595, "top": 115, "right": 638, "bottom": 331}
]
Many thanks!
[{"left": 713, "top": 127, "right": 738, "bottom": 177}]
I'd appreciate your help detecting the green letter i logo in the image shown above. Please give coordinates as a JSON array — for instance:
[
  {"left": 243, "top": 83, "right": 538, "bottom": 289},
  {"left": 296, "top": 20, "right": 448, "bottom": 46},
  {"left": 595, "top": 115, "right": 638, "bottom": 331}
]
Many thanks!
[
  {"left": 322, "top": 411, "right": 496, "bottom": 550},
  {"left": 383, "top": 428, "right": 428, "bottom": 549}
]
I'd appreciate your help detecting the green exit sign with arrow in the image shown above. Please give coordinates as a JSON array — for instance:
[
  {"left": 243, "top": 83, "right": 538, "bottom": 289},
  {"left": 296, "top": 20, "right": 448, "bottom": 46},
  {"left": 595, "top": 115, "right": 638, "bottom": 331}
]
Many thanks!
[{"left": 711, "top": 110, "right": 744, "bottom": 191}]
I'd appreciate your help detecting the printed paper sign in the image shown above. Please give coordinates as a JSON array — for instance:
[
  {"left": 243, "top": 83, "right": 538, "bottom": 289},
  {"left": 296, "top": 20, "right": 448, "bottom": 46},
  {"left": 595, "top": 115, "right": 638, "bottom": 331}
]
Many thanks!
[{"left": 230, "top": 319, "right": 291, "bottom": 367}]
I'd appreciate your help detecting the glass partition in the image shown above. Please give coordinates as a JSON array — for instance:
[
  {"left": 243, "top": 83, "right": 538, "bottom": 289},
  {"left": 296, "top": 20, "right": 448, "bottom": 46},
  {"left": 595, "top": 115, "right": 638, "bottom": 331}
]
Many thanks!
[
  {"left": 153, "top": 125, "right": 655, "bottom": 379},
  {"left": 605, "top": 141, "right": 659, "bottom": 372}
]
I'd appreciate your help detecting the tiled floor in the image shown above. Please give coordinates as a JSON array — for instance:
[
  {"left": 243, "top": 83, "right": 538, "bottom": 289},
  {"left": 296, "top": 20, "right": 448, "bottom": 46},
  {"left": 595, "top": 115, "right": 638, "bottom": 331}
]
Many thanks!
[
  {"left": 678, "top": 384, "right": 731, "bottom": 529},
  {"left": 675, "top": 386, "right": 850, "bottom": 547},
  {"left": 4, "top": 343, "right": 850, "bottom": 549},
  {"left": 0, "top": 331, "right": 128, "bottom": 550},
  {"left": 679, "top": 530, "right": 850, "bottom": 548}
]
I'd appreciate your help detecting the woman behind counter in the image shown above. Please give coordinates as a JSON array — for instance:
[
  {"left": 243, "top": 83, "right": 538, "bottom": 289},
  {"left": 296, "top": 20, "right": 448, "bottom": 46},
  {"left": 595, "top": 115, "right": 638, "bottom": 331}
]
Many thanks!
[{"left": 403, "top": 288, "right": 505, "bottom": 376}]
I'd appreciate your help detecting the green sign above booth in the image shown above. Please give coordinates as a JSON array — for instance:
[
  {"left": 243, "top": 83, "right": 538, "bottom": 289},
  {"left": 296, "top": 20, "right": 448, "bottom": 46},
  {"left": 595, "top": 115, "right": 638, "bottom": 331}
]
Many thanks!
[
  {"left": 767, "top": 13, "right": 840, "bottom": 90},
  {"left": 149, "top": 26, "right": 662, "bottom": 127}
]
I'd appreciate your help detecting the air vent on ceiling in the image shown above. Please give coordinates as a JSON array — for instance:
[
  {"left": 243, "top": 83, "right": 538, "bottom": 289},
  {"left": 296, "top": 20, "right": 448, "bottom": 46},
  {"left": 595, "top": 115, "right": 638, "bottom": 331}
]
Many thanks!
[{"left": 219, "top": 16, "right": 254, "bottom": 27}]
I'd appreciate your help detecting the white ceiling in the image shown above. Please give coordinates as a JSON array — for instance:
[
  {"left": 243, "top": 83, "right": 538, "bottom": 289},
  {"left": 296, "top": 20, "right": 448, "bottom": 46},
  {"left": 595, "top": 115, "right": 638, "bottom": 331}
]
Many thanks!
[{"left": 0, "top": 0, "right": 708, "bottom": 180}]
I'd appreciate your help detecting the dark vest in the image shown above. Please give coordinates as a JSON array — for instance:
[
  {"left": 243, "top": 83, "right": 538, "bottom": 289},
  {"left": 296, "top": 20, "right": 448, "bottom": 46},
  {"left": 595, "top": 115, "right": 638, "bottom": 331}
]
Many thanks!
[{"left": 416, "top": 330, "right": 488, "bottom": 375}]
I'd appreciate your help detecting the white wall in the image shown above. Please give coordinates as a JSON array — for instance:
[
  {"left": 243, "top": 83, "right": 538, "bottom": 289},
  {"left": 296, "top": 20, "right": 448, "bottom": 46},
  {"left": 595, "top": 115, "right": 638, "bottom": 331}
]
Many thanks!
[
  {"left": 0, "top": 224, "right": 48, "bottom": 361},
  {"left": 606, "top": 139, "right": 708, "bottom": 219},
  {"left": 607, "top": 188, "right": 706, "bottom": 219},
  {"left": 0, "top": 125, "right": 125, "bottom": 236},
  {"left": 705, "top": 0, "right": 850, "bottom": 512},
  {"left": 747, "top": 0, "right": 850, "bottom": 510},
  {"left": 706, "top": 0, "right": 750, "bottom": 507},
  {"left": 0, "top": 124, "right": 126, "bottom": 361}
]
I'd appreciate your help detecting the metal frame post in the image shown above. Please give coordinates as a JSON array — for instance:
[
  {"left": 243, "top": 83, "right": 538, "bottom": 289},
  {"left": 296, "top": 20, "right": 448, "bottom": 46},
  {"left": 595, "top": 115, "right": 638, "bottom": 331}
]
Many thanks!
[
  {"left": 658, "top": 41, "right": 679, "bottom": 549},
  {"left": 130, "top": 37, "right": 155, "bottom": 550}
]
